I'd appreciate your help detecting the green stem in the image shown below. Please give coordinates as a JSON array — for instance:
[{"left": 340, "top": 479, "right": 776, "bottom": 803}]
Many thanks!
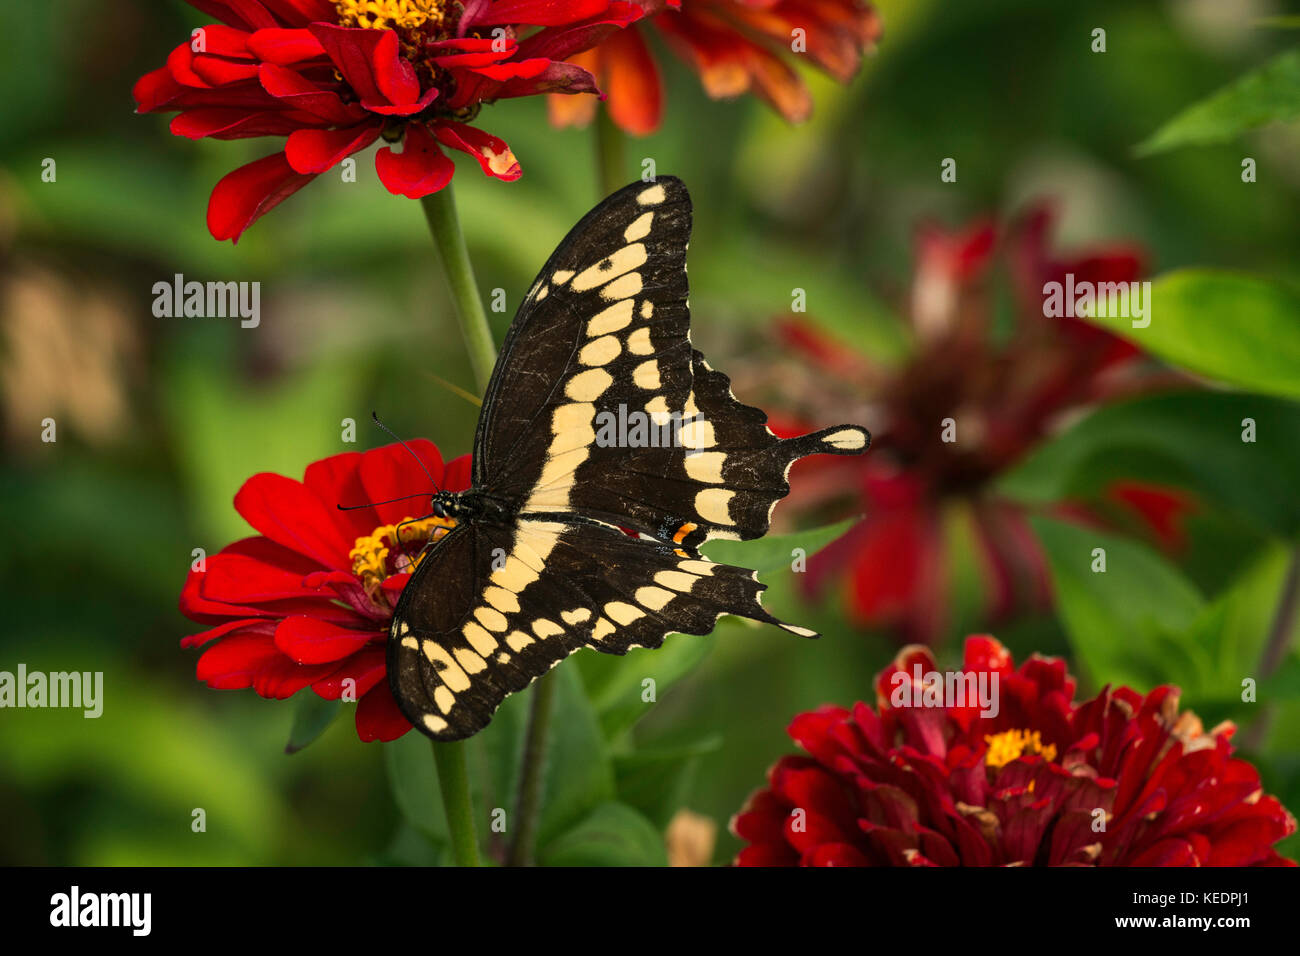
[
  {"left": 1243, "top": 544, "right": 1300, "bottom": 751},
  {"left": 505, "top": 673, "right": 557, "bottom": 866},
  {"left": 421, "top": 185, "right": 497, "bottom": 392},
  {"left": 432, "top": 739, "right": 480, "bottom": 867},
  {"left": 595, "top": 106, "right": 627, "bottom": 199},
  {"left": 421, "top": 183, "right": 493, "bottom": 866}
]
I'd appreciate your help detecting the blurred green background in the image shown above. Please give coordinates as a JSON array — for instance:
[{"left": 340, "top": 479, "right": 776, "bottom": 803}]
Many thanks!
[{"left": 3, "top": 0, "right": 1299, "bottom": 865}]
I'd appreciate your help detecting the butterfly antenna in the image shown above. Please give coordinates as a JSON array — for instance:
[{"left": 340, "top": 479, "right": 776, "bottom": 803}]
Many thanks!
[
  {"left": 337, "top": 492, "right": 434, "bottom": 512},
  {"left": 371, "top": 411, "right": 442, "bottom": 492}
]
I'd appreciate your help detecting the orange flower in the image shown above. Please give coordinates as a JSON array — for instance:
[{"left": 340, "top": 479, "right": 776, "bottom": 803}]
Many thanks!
[{"left": 551, "top": 0, "right": 882, "bottom": 134}]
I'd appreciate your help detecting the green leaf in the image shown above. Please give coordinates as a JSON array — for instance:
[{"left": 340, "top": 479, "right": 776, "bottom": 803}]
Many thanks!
[
  {"left": 384, "top": 732, "right": 450, "bottom": 846},
  {"left": 284, "top": 694, "right": 342, "bottom": 755},
  {"left": 1137, "top": 48, "right": 1300, "bottom": 155},
  {"left": 701, "top": 517, "right": 859, "bottom": 575},
  {"left": 578, "top": 637, "right": 716, "bottom": 741},
  {"left": 999, "top": 390, "right": 1300, "bottom": 539},
  {"left": 1031, "top": 516, "right": 1206, "bottom": 690},
  {"left": 1082, "top": 270, "right": 1300, "bottom": 399},
  {"left": 538, "top": 802, "right": 668, "bottom": 867},
  {"left": 612, "top": 737, "right": 722, "bottom": 829},
  {"left": 384, "top": 663, "right": 614, "bottom": 861},
  {"left": 530, "top": 665, "right": 616, "bottom": 848}
]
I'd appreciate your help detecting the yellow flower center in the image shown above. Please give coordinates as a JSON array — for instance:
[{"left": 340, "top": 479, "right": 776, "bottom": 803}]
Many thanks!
[
  {"left": 983, "top": 729, "right": 1058, "bottom": 769},
  {"left": 335, "top": 0, "right": 448, "bottom": 33},
  {"left": 350, "top": 514, "right": 456, "bottom": 599}
]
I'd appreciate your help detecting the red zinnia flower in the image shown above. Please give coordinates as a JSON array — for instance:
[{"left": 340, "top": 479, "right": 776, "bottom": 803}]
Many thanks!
[
  {"left": 180, "top": 440, "right": 470, "bottom": 742},
  {"left": 550, "top": 0, "right": 881, "bottom": 135},
  {"left": 135, "top": 0, "right": 649, "bottom": 241},
  {"left": 762, "top": 206, "right": 1193, "bottom": 643},
  {"left": 732, "top": 635, "right": 1297, "bottom": 866}
]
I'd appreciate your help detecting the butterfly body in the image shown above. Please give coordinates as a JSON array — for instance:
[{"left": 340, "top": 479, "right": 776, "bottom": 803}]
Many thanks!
[{"left": 389, "top": 177, "right": 870, "bottom": 741}]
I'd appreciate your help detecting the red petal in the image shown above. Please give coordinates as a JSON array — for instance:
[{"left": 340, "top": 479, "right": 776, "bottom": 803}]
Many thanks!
[
  {"left": 313, "top": 646, "right": 388, "bottom": 699},
  {"left": 302, "top": 451, "right": 376, "bottom": 541},
  {"left": 471, "top": 0, "right": 609, "bottom": 28},
  {"left": 375, "top": 123, "right": 455, "bottom": 198},
  {"left": 171, "top": 107, "right": 319, "bottom": 139},
  {"left": 434, "top": 122, "right": 521, "bottom": 181},
  {"left": 286, "top": 122, "right": 381, "bottom": 173},
  {"left": 258, "top": 62, "right": 367, "bottom": 124},
  {"left": 246, "top": 27, "right": 326, "bottom": 64},
  {"left": 207, "top": 151, "right": 315, "bottom": 242},
  {"left": 274, "top": 616, "right": 378, "bottom": 664},
  {"left": 233, "top": 470, "right": 354, "bottom": 569},
  {"left": 188, "top": 1, "right": 279, "bottom": 31},
  {"left": 191, "top": 54, "right": 261, "bottom": 86},
  {"left": 309, "top": 24, "right": 436, "bottom": 114},
  {"left": 356, "top": 681, "right": 413, "bottom": 741},
  {"left": 444, "top": 453, "right": 473, "bottom": 492},
  {"left": 360, "top": 439, "right": 445, "bottom": 525},
  {"left": 196, "top": 631, "right": 283, "bottom": 689}
]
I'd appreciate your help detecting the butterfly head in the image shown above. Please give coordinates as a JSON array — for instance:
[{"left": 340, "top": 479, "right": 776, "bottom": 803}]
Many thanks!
[{"left": 430, "top": 490, "right": 460, "bottom": 520}]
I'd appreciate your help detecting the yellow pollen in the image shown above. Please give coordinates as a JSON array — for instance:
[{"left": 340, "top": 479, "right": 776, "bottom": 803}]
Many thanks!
[
  {"left": 983, "top": 729, "right": 1058, "bottom": 769},
  {"left": 350, "top": 514, "right": 455, "bottom": 598},
  {"left": 334, "top": 0, "right": 447, "bottom": 33}
]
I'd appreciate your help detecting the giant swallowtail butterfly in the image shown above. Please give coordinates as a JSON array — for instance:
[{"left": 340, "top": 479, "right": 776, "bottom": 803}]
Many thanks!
[{"left": 389, "top": 177, "right": 870, "bottom": 740}]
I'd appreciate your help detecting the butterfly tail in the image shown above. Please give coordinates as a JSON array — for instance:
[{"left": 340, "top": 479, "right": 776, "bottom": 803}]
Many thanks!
[{"left": 778, "top": 424, "right": 871, "bottom": 459}]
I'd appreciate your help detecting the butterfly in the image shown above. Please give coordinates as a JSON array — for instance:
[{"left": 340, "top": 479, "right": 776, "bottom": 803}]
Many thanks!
[{"left": 389, "top": 177, "right": 870, "bottom": 741}]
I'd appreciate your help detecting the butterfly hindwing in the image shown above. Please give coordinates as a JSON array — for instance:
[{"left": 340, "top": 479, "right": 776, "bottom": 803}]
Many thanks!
[
  {"left": 566, "top": 348, "right": 870, "bottom": 549},
  {"left": 389, "top": 516, "right": 810, "bottom": 741}
]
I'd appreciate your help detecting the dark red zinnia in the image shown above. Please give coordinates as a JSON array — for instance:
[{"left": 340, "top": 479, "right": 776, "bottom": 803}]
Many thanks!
[
  {"left": 550, "top": 0, "right": 881, "bottom": 134},
  {"left": 733, "top": 636, "right": 1297, "bottom": 866},
  {"left": 179, "top": 439, "right": 469, "bottom": 742},
  {"left": 762, "top": 206, "right": 1194, "bottom": 643},
  {"left": 135, "top": 0, "right": 650, "bottom": 241}
]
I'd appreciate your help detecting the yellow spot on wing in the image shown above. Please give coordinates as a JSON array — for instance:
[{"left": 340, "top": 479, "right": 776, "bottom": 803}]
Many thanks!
[
  {"left": 624, "top": 211, "right": 654, "bottom": 241},
  {"left": 605, "top": 601, "right": 645, "bottom": 625},
  {"left": 573, "top": 243, "right": 647, "bottom": 292},
  {"left": 600, "top": 272, "right": 642, "bottom": 302},
  {"left": 562, "top": 607, "right": 592, "bottom": 625},
  {"left": 695, "top": 488, "right": 735, "bottom": 525},
  {"left": 654, "top": 570, "right": 698, "bottom": 592},
  {"left": 637, "top": 183, "right": 666, "bottom": 205},
  {"left": 635, "top": 586, "right": 674, "bottom": 610},
  {"left": 685, "top": 451, "right": 726, "bottom": 483},
  {"left": 588, "top": 299, "right": 634, "bottom": 336},
  {"left": 423, "top": 641, "right": 471, "bottom": 692},
  {"left": 565, "top": 367, "right": 613, "bottom": 402},
  {"left": 462, "top": 622, "right": 497, "bottom": 656},
  {"left": 579, "top": 335, "right": 622, "bottom": 366}
]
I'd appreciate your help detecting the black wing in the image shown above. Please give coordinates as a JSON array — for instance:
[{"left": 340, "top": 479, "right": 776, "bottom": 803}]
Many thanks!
[{"left": 388, "top": 516, "right": 813, "bottom": 741}]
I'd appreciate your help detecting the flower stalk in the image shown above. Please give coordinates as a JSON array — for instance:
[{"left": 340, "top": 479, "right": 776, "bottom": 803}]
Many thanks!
[
  {"left": 432, "top": 739, "right": 480, "bottom": 866},
  {"left": 596, "top": 105, "right": 628, "bottom": 198},
  {"left": 421, "top": 185, "right": 498, "bottom": 393},
  {"left": 506, "top": 673, "right": 558, "bottom": 866}
]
